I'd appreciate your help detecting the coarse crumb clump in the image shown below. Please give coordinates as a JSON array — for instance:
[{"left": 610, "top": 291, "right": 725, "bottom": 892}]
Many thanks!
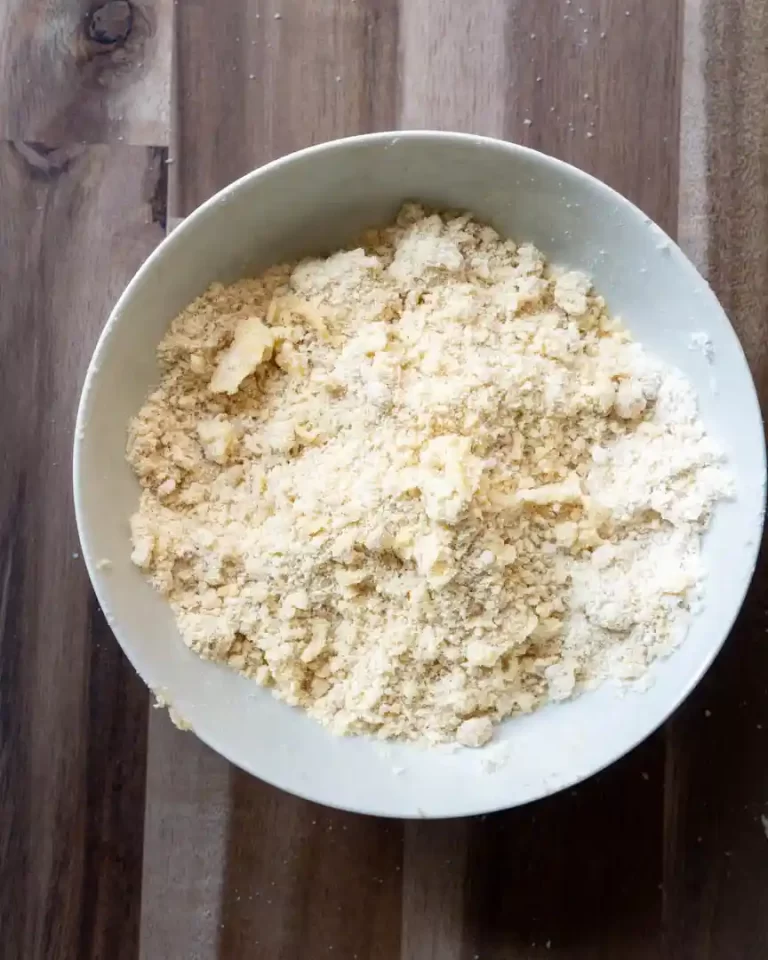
[{"left": 127, "top": 204, "right": 731, "bottom": 746}]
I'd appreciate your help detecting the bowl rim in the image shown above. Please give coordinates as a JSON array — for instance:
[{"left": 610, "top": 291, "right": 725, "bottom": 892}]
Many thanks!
[{"left": 73, "top": 130, "right": 767, "bottom": 818}]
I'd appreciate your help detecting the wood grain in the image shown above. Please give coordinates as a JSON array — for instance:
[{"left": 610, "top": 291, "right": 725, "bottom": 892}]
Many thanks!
[
  {"left": 401, "top": 819, "right": 469, "bottom": 960},
  {"left": 402, "top": 4, "right": 680, "bottom": 958},
  {"left": 171, "top": 0, "right": 398, "bottom": 216},
  {"left": 0, "top": 0, "right": 172, "bottom": 145},
  {"left": 505, "top": 0, "right": 682, "bottom": 236},
  {"left": 398, "top": 0, "right": 508, "bottom": 136},
  {"left": 0, "top": 142, "right": 165, "bottom": 959},
  {"left": 139, "top": 711, "right": 233, "bottom": 960},
  {"left": 144, "top": 2, "right": 404, "bottom": 958},
  {"left": 663, "top": 2, "right": 768, "bottom": 958},
  {"left": 462, "top": 747, "right": 665, "bottom": 960},
  {"left": 219, "top": 786, "right": 402, "bottom": 959},
  {"left": 678, "top": 0, "right": 709, "bottom": 273}
]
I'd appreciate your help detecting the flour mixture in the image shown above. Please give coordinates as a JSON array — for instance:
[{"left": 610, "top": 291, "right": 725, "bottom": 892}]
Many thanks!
[{"left": 127, "top": 205, "right": 731, "bottom": 747}]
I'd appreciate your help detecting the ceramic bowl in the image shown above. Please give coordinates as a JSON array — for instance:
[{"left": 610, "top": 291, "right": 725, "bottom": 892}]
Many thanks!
[{"left": 74, "top": 132, "right": 765, "bottom": 817}]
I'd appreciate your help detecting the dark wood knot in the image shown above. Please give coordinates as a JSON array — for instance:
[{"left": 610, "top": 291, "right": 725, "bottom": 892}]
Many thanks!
[{"left": 87, "top": 1, "right": 134, "bottom": 45}]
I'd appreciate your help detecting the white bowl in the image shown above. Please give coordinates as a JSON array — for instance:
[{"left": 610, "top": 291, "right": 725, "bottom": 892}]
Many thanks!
[{"left": 74, "top": 132, "right": 765, "bottom": 818}]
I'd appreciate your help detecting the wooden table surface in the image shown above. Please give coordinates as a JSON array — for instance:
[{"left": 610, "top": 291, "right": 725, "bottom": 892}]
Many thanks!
[{"left": 1, "top": 1, "right": 767, "bottom": 958}]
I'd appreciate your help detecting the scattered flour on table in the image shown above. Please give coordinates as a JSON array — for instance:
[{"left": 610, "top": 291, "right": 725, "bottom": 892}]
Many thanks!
[{"left": 127, "top": 204, "right": 732, "bottom": 747}]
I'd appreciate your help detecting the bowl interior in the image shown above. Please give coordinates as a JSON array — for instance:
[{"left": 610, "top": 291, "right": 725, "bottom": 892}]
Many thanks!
[{"left": 74, "top": 133, "right": 765, "bottom": 817}]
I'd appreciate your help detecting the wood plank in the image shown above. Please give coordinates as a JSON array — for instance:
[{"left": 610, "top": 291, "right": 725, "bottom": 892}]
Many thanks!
[
  {"left": 139, "top": 711, "right": 233, "bottom": 960},
  {"left": 401, "top": 820, "right": 469, "bottom": 960},
  {"left": 664, "top": 1, "right": 768, "bottom": 957},
  {"left": 678, "top": 0, "right": 709, "bottom": 274},
  {"left": 398, "top": 0, "right": 508, "bottom": 137},
  {"left": 462, "top": 745, "right": 665, "bottom": 960},
  {"left": 401, "top": 3, "right": 680, "bottom": 956},
  {"left": 505, "top": 0, "right": 682, "bottom": 236},
  {"left": 219, "top": 785, "right": 402, "bottom": 959},
  {"left": 0, "top": 142, "right": 166, "bottom": 959},
  {"left": 395, "top": 5, "right": 510, "bottom": 953},
  {"left": 171, "top": 0, "right": 398, "bottom": 215},
  {"left": 141, "top": 2, "right": 404, "bottom": 957},
  {"left": 0, "top": 0, "right": 173, "bottom": 145}
]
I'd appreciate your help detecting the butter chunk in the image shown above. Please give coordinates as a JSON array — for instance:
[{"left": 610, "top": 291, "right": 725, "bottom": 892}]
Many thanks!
[
  {"left": 210, "top": 316, "right": 275, "bottom": 394},
  {"left": 553, "top": 270, "right": 591, "bottom": 316},
  {"left": 197, "top": 418, "right": 237, "bottom": 463},
  {"left": 516, "top": 474, "right": 583, "bottom": 507},
  {"left": 456, "top": 716, "right": 494, "bottom": 748},
  {"left": 419, "top": 434, "right": 485, "bottom": 524}
]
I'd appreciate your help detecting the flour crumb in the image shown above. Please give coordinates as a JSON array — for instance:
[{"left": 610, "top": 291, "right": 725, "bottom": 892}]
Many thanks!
[
  {"left": 152, "top": 689, "right": 192, "bottom": 731},
  {"left": 127, "top": 205, "right": 732, "bottom": 747},
  {"left": 168, "top": 707, "right": 193, "bottom": 732},
  {"left": 457, "top": 716, "right": 494, "bottom": 748},
  {"left": 688, "top": 331, "right": 715, "bottom": 363}
]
